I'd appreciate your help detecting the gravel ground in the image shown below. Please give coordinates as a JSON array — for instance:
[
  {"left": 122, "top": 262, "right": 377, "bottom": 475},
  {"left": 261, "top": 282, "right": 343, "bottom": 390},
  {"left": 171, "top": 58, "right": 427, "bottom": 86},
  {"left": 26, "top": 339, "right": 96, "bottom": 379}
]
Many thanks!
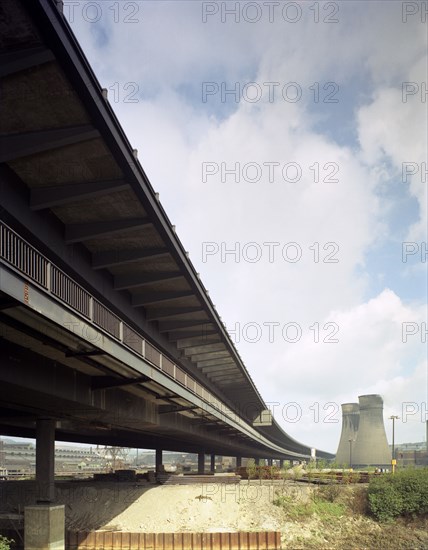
[
  {"left": 3, "top": 479, "right": 427, "bottom": 549},
  {"left": 55, "top": 479, "right": 311, "bottom": 533}
]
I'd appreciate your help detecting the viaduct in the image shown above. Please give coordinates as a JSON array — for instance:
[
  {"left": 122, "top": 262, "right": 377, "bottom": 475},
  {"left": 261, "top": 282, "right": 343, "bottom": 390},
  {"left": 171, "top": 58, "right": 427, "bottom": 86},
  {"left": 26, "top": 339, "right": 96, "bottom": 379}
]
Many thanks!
[{"left": 0, "top": 0, "right": 332, "bottom": 535}]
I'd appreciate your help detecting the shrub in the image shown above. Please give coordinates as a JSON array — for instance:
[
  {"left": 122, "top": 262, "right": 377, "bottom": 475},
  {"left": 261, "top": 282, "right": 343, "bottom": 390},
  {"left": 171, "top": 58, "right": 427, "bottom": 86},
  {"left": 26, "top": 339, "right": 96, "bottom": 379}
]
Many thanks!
[
  {"left": 280, "top": 464, "right": 292, "bottom": 486},
  {"left": 317, "top": 482, "right": 341, "bottom": 503},
  {"left": 246, "top": 459, "right": 257, "bottom": 484},
  {"left": 316, "top": 458, "right": 329, "bottom": 470},
  {"left": 396, "top": 468, "right": 428, "bottom": 516},
  {"left": 269, "top": 464, "right": 279, "bottom": 480},
  {"left": 0, "top": 536, "right": 14, "bottom": 550},
  {"left": 368, "top": 468, "right": 428, "bottom": 522},
  {"left": 350, "top": 485, "right": 369, "bottom": 515},
  {"left": 292, "top": 465, "right": 303, "bottom": 482}
]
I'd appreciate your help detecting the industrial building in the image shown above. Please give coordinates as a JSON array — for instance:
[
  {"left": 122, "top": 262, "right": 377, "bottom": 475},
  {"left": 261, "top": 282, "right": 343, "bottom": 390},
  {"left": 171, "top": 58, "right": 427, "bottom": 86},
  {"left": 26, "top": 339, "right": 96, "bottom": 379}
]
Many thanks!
[{"left": 336, "top": 394, "right": 391, "bottom": 468}]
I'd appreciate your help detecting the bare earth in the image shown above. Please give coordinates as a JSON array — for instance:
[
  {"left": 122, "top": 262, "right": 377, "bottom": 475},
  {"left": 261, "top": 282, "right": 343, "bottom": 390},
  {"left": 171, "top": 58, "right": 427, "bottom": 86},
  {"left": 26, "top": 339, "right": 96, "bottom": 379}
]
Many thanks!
[
  {"left": 58, "top": 480, "right": 303, "bottom": 533},
  {"left": 53, "top": 479, "right": 428, "bottom": 549},
  {"left": 3, "top": 479, "right": 428, "bottom": 549}
]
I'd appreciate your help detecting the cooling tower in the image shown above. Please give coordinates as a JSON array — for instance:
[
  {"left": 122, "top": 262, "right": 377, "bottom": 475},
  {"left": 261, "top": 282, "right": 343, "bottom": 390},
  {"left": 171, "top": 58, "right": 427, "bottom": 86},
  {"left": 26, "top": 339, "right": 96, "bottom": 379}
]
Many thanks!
[
  {"left": 352, "top": 394, "right": 391, "bottom": 467},
  {"left": 335, "top": 403, "right": 360, "bottom": 466}
]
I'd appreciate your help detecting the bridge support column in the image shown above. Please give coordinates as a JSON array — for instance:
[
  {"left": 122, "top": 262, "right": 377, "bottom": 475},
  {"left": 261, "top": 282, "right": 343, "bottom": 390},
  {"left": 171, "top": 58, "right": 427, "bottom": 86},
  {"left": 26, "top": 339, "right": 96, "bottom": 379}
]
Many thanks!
[
  {"left": 155, "top": 449, "right": 163, "bottom": 473},
  {"left": 236, "top": 456, "right": 242, "bottom": 468},
  {"left": 25, "top": 418, "right": 65, "bottom": 550},
  {"left": 267, "top": 458, "right": 272, "bottom": 466},
  {"left": 198, "top": 453, "right": 205, "bottom": 474},
  {"left": 36, "top": 418, "right": 56, "bottom": 503},
  {"left": 255, "top": 458, "right": 260, "bottom": 466},
  {"left": 25, "top": 505, "right": 65, "bottom": 550},
  {"left": 210, "top": 454, "right": 215, "bottom": 473},
  {"left": 279, "top": 459, "right": 284, "bottom": 468}
]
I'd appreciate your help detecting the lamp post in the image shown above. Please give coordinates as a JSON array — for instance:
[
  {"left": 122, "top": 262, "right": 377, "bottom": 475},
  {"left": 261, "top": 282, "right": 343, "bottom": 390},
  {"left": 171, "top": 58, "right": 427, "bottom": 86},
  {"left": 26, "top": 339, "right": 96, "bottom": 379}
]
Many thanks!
[
  {"left": 348, "top": 438, "right": 353, "bottom": 470},
  {"left": 389, "top": 415, "right": 399, "bottom": 473}
]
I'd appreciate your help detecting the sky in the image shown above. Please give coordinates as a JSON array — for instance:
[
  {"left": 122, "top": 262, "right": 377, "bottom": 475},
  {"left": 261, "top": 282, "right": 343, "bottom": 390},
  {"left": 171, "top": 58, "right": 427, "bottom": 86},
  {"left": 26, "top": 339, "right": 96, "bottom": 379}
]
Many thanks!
[{"left": 62, "top": 0, "right": 427, "bottom": 454}]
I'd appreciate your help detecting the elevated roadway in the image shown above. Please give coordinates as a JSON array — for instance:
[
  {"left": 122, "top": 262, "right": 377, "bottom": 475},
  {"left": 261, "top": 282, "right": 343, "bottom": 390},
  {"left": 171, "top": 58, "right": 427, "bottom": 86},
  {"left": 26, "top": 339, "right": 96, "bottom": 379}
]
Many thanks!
[{"left": 0, "top": 0, "right": 333, "bottom": 491}]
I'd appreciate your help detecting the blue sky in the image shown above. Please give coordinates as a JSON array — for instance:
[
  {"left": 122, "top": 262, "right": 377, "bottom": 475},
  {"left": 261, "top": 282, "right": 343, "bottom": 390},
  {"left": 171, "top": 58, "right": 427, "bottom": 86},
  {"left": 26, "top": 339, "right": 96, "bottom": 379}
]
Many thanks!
[{"left": 63, "top": 0, "right": 427, "bottom": 452}]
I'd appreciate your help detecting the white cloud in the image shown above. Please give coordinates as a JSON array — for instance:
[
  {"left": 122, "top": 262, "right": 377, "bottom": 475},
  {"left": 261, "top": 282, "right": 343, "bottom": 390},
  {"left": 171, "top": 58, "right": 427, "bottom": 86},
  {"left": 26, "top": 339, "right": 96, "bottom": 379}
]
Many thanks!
[
  {"left": 264, "top": 289, "right": 427, "bottom": 451},
  {"left": 66, "top": 1, "right": 427, "bottom": 454}
]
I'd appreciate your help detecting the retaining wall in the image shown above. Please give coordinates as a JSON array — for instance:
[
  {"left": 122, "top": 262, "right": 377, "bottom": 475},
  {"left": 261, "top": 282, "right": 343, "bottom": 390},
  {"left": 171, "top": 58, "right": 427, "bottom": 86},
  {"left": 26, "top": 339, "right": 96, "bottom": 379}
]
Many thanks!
[{"left": 67, "top": 530, "right": 281, "bottom": 550}]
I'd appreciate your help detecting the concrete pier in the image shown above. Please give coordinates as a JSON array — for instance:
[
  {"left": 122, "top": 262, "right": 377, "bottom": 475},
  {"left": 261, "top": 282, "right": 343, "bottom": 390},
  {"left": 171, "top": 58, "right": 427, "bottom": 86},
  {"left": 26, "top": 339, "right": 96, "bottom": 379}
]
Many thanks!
[
  {"left": 36, "top": 418, "right": 55, "bottom": 503},
  {"left": 24, "top": 505, "right": 65, "bottom": 550},
  {"left": 198, "top": 453, "right": 205, "bottom": 474}
]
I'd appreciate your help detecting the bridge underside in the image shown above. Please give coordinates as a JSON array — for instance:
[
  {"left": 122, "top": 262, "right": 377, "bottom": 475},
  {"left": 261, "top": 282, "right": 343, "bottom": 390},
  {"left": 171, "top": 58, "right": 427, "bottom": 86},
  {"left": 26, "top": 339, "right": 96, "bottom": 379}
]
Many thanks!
[
  {"left": 0, "top": 0, "right": 333, "bottom": 472},
  {"left": 0, "top": 265, "right": 304, "bottom": 460}
]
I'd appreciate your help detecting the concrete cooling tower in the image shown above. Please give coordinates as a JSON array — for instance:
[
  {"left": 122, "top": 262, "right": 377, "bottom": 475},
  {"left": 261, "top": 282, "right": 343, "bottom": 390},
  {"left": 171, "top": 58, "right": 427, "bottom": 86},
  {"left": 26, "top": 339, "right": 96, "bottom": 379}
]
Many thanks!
[
  {"left": 335, "top": 403, "right": 360, "bottom": 466},
  {"left": 352, "top": 394, "right": 391, "bottom": 467}
]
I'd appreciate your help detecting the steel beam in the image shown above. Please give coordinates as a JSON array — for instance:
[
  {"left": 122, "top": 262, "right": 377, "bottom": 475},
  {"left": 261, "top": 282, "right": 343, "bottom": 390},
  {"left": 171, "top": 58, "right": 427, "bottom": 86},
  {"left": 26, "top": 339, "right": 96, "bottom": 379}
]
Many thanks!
[
  {"left": 176, "top": 335, "right": 222, "bottom": 349},
  {"left": 91, "top": 374, "right": 150, "bottom": 390},
  {"left": 168, "top": 330, "right": 218, "bottom": 341},
  {"left": 197, "top": 357, "right": 236, "bottom": 368},
  {"left": 93, "top": 247, "right": 169, "bottom": 270},
  {"left": 191, "top": 350, "right": 230, "bottom": 362},
  {"left": 0, "top": 312, "right": 111, "bottom": 375},
  {"left": 65, "top": 217, "right": 152, "bottom": 244},
  {"left": 183, "top": 343, "right": 226, "bottom": 356},
  {"left": 0, "top": 299, "right": 19, "bottom": 310},
  {"left": 158, "top": 320, "right": 212, "bottom": 333},
  {"left": 0, "top": 46, "right": 55, "bottom": 77},
  {"left": 200, "top": 365, "right": 236, "bottom": 374},
  {"left": 158, "top": 405, "right": 199, "bottom": 415},
  {"left": 131, "top": 291, "right": 194, "bottom": 307},
  {"left": 30, "top": 179, "right": 129, "bottom": 210},
  {"left": 114, "top": 271, "right": 183, "bottom": 291},
  {"left": 65, "top": 350, "right": 105, "bottom": 358},
  {"left": 0, "top": 125, "right": 99, "bottom": 163},
  {"left": 205, "top": 374, "right": 238, "bottom": 383},
  {"left": 146, "top": 307, "right": 203, "bottom": 321}
]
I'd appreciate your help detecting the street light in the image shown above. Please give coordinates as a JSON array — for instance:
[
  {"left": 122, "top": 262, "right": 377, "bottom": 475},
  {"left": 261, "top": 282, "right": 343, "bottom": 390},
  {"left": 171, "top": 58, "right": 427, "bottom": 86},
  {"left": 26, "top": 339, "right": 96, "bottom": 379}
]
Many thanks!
[
  {"left": 389, "top": 415, "right": 399, "bottom": 474},
  {"left": 348, "top": 438, "right": 353, "bottom": 470}
]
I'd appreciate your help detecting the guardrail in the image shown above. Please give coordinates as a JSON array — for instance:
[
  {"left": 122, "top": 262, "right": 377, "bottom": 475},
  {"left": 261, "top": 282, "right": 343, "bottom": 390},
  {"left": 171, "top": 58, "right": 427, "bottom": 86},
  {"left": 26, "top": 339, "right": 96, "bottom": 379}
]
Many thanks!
[
  {"left": 0, "top": 221, "right": 223, "bottom": 412},
  {"left": 0, "top": 221, "right": 315, "bottom": 458}
]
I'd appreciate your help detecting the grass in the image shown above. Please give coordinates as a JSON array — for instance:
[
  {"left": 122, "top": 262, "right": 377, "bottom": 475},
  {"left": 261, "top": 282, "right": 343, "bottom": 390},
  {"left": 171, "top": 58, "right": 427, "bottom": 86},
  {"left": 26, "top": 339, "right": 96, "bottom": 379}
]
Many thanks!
[
  {"left": 273, "top": 489, "right": 345, "bottom": 520},
  {"left": 274, "top": 481, "right": 428, "bottom": 549}
]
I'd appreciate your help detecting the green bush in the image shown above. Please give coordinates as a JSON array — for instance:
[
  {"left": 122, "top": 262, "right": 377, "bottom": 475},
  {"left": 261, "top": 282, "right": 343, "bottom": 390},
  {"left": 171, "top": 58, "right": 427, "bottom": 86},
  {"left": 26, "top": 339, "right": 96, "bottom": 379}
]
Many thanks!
[
  {"left": 0, "top": 536, "right": 14, "bottom": 550},
  {"left": 368, "top": 468, "right": 428, "bottom": 522},
  {"left": 397, "top": 468, "right": 428, "bottom": 516}
]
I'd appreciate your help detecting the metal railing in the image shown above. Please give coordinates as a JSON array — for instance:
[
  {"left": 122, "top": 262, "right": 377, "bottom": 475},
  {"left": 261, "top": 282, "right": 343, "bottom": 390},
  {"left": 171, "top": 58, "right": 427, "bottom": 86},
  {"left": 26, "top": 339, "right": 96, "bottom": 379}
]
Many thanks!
[
  {"left": 93, "top": 299, "right": 121, "bottom": 339},
  {"left": 0, "top": 221, "right": 225, "bottom": 416},
  {"left": 0, "top": 221, "right": 314, "bottom": 457},
  {"left": 51, "top": 265, "right": 91, "bottom": 318},
  {"left": 0, "top": 223, "right": 49, "bottom": 288}
]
